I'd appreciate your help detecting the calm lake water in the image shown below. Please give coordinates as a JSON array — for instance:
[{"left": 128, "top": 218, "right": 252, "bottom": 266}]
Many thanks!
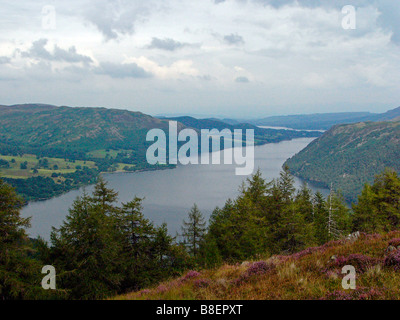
[{"left": 21, "top": 137, "right": 329, "bottom": 241}]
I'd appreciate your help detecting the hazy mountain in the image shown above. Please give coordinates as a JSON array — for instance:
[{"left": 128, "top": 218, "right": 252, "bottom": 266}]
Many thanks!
[{"left": 250, "top": 106, "right": 400, "bottom": 130}]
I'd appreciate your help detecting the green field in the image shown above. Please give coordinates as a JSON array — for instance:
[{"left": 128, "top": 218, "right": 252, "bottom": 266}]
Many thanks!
[
  {"left": 87, "top": 149, "right": 134, "bottom": 159},
  {"left": 0, "top": 153, "right": 139, "bottom": 180},
  {"left": 0, "top": 154, "right": 97, "bottom": 179}
]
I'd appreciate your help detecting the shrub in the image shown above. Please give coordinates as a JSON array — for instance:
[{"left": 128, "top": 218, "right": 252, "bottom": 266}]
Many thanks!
[
  {"left": 322, "top": 287, "right": 385, "bottom": 300},
  {"left": 384, "top": 249, "right": 400, "bottom": 271},
  {"left": 291, "top": 246, "right": 323, "bottom": 260},
  {"left": 322, "top": 290, "right": 353, "bottom": 300},
  {"left": 328, "top": 254, "right": 379, "bottom": 273},
  {"left": 245, "top": 261, "right": 275, "bottom": 277},
  {"left": 233, "top": 261, "right": 276, "bottom": 286},
  {"left": 388, "top": 238, "right": 400, "bottom": 248},
  {"left": 193, "top": 279, "right": 211, "bottom": 289},
  {"left": 181, "top": 270, "right": 201, "bottom": 282}
]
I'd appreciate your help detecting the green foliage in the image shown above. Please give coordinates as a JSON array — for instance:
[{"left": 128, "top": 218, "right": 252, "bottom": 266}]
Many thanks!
[
  {"left": 353, "top": 169, "right": 400, "bottom": 233},
  {"left": 285, "top": 120, "right": 400, "bottom": 202},
  {"left": 0, "top": 179, "right": 44, "bottom": 299},
  {"left": 48, "top": 178, "right": 191, "bottom": 299},
  {"left": 181, "top": 204, "right": 206, "bottom": 257},
  {"left": 204, "top": 168, "right": 351, "bottom": 263},
  {"left": 4, "top": 167, "right": 98, "bottom": 202}
]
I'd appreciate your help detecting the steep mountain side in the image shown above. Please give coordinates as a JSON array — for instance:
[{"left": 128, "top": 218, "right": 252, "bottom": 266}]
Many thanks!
[
  {"left": 285, "top": 120, "right": 400, "bottom": 202},
  {"left": 116, "top": 231, "right": 400, "bottom": 300}
]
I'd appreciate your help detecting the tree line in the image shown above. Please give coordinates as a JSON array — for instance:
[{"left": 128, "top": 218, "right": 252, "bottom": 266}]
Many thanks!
[{"left": 182, "top": 167, "right": 400, "bottom": 267}]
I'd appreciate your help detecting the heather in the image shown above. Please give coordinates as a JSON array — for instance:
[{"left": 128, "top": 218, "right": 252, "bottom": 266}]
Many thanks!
[{"left": 116, "top": 230, "right": 400, "bottom": 300}]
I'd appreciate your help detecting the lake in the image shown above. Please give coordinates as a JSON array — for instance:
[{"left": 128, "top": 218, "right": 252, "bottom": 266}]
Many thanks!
[{"left": 21, "top": 137, "right": 329, "bottom": 241}]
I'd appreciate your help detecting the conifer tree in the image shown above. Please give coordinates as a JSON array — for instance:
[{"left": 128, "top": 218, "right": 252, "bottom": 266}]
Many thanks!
[
  {"left": 50, "top": 185, "right": 123, "bottom": 299},
  {"left": 181, "top": 204, "right": 206, "bottom": 257},
  {"left": 352, "top": 169, "right": 400, "bottom": 232},
  {"left": 352, "top": 184, "right": 380, "bottom": 233},
  {"left": 313, "top": 191, "right": 330, "bottom": 245},
  {"left": 295, "top": 183, "right": 314, "bottom": 223},
  {"left": 372, "top": 169, "right": 400, "bottom": 230},
  {"left": 0, "top": 179, "right": 41, "bottom": 299}
]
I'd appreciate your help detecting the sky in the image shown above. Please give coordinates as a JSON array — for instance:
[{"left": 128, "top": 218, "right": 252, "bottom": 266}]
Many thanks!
[{"left": 0, "top": 0, "right": 399, "bottom": 118}]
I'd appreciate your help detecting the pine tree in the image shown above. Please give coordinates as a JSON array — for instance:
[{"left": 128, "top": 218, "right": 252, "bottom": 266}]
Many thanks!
[
  {"left": 199, "top": 234, "right": 222, "bottom": 268},
  {"left": 181, "top": 204, "right": 206, "bottom": 257},
  {"left": 295, "top": 183, "right": 314, "bottom": 223},
  {"left": 92, "top": 176, "right": 118, "bottom": 215},
  {"left": 50, "top": 184, "right": 124, "bottom": 299},
  {"left": 352, "top": 184, "right": 380, "bottom": 233},
  {"left": 313, "top": 191, "right": 329, "bottom": 245},
  {"left": 372, "top": 169, "right": 400, "bottom": 231},
  {"left": 279, "top": 165, "right": 296, "bottom": 203},
  {"left": 0, "top": 179, "right": 41, "bottom": 299}
]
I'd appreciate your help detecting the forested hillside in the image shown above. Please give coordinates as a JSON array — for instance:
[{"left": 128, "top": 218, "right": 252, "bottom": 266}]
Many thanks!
[
  {"left": 285, "top": 120, "right": 400, "bottom": 202},
  {"left": 0, "top": 104, "right": 173, "bottom": 158},
  {"left": 0, "top": 104, "right": 320, "bottom": 202}
]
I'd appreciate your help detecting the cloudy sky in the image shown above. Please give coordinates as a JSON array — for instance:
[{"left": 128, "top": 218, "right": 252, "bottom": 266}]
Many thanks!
[{"left": 0, "top": 0, "right": 399, "bottom": 118}]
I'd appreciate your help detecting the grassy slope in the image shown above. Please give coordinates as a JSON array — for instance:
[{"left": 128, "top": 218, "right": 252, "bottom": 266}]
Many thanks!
[
  {"left": 285, "top": 120, "right": 400, "bottom": 202},
  {"left": 0, "top": 154, "right": 97, "bottom": 179},
  {"left": 116, "top": 231, "right": 400, "bottom": 300}
]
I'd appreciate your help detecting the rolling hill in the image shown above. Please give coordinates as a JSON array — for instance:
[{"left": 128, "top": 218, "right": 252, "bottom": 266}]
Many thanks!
[
  {"left": 0, "top": 104, "right": 320, "bottom": 201},
  {"left": 0, "top": 104, "right": 175, "bottom": 158},
  {"left": 285, "top": 120, "right": 400, "bottom": 202},
  {"left": 164, "top": 115, "right": 320, "bottom": 144}
]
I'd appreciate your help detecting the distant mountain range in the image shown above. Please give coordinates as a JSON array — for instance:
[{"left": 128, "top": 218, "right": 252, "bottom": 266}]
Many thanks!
[
  {"left": 285, "top": 119, "right": 400, "bottom": 202},
  {"left": 237, "top": 106, "right": 400, "bottom": 130},
  {"left": 0, "top": 104, "right": 321, "bottom": 160}
]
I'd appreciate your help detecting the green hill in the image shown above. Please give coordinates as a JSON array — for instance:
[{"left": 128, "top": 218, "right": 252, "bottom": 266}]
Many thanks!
[
  {"left": 164, "top": 115, "right": 320, "bottom": 144},
  {"left": 115, "top": 230, "right": 400, "bottom": 300},
  {"left": 285, "top": 120, "right": 400, "bottom": 202},
  {"left": 0, "top": 104, "right": 320, "bottom": 201},
  {"left": 0, "top": 104, "right": 174, "bottom": 157}
]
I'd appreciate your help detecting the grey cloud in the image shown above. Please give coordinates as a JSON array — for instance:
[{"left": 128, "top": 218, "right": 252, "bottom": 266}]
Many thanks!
[
  {"left": 254, "top": 0, "right": 400, "bottom": 45},
  {"left": 224, "top": 33, "right": 245, "bottom": 45},
  {"left": 235, "top": 76, "right": 249, "bottom": 83},
  {"left": 197, "top": 74, "right": 213, "bottom": 81},
  {"left": 22, "top": 39, "right": 93, "bottom": 64},
  {"left": 147, "top": 37, "right": 191, "bottom": 51},
  {"left": 0, "top": 56, "right": 11, "bottom": 64},
  {"left": 83, "top": 0, "right": 151, "bottom": 40},
  {"left": 95, "top": 62, "right": 152, "bottom": 79}
]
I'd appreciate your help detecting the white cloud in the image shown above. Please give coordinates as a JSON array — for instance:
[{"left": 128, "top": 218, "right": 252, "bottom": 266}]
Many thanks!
[
  {"left": 126, "top": 56, "right": 199, "bottom": 80},
  {"left": 0, "top": 0, "right": 399, "bottom": 116}
]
